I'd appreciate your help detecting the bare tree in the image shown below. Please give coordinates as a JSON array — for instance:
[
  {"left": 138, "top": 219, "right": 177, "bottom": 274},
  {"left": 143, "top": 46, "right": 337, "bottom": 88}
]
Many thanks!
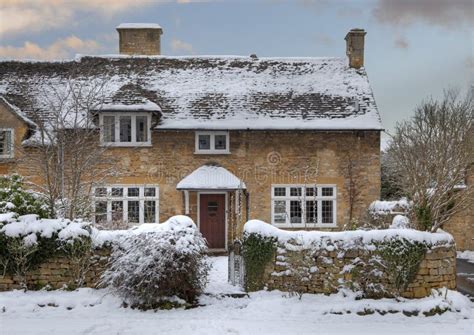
[
  {"left": 387, "top": 89, "right": 474, "bottom": 232},
  {"left": 20, "top": 77, "right": 117, "bottom": 219}
]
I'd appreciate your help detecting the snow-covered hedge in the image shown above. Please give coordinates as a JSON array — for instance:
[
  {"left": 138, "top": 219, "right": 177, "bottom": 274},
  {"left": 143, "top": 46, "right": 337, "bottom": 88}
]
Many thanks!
[
  {"left": 0, "top": 214, "right": 93, "bottom": 287},
  {"left": 0, "top": 214, "right": 210, "bottom": 296},
  {"left": 101, "top": 215, "right": 210, "bottom": 309}
]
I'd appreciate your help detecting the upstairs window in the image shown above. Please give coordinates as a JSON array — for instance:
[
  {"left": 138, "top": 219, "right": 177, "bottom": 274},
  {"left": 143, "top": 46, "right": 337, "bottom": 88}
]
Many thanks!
[
  {"left": 271, "top": 185, "right": 337, "bottom": 227},
  {"left": 0, "top": 129, "right": 13, "bottom": 159},
  {"left": 100, "top": 113, "right": 151, "bottom": 146},
  {"left": 195, "top": 131, "right": 230, "bottom": 154}
]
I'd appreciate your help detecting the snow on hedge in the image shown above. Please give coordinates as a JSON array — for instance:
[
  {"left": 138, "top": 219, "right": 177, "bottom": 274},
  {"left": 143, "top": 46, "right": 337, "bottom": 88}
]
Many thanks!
[
  {"left": 369, "top": 198, "right": 410, "bottom": 214},
  {"left": 0, "top": 214, "right": 90, "bottom": 246},
  {"left": 0, "top": 212, "right": 199, "bottom": 248},
  {"left": 243, "top": 220, "right": 454, "bottom": 249},
  {"left": 389, "top": 215, "right": 410, "bottom": 229}
]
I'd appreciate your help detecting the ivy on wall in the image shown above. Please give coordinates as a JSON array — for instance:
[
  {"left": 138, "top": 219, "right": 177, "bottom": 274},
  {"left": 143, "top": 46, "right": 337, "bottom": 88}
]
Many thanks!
[
  {"left": 242, "top": 233, "right": 276, "bottom": 291},
  {"left": 350, "top": 238, "right": 428, "bottom": 297}
]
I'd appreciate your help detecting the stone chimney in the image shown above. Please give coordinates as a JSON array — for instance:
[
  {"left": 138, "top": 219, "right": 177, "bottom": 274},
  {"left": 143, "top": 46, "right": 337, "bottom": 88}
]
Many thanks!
[
  {"left": 345, "top": 28, "right": 366, "bottom": 69},
  {"left": 116, "top": 23, "right": 163, "bottom": 55}
]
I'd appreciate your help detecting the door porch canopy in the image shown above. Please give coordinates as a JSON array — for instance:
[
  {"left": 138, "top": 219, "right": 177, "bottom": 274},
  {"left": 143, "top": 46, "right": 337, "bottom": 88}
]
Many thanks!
[
  {"left": 177, "top": 165, "right": 246, "bottom": 216},
  {"left": 177, "top": 165, "right": 246, "bottom": 191}
]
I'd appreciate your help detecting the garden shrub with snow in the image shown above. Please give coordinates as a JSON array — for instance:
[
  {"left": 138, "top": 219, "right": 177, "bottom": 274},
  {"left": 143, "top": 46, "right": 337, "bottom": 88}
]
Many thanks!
[
  {"left": 0, "top": 174, "right": 49, "bottom": 219},
  {"left": 100, "top": 216, "right": 210, "bottom": 310},
  {"left": 0, "top": 214, "right": 92, "bottom": 288}
]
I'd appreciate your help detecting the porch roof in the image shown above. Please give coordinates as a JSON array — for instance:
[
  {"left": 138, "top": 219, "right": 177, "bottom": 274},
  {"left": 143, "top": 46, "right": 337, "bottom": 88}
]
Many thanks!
[{"left": 176, "top": 165, "right": 246, "bottom": 190}]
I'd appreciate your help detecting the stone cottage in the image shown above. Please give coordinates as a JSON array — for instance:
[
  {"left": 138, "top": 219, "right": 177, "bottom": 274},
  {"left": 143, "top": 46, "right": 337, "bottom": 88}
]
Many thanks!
[{"left": 0, "top": 25, "right": 382, "bottom": 250}]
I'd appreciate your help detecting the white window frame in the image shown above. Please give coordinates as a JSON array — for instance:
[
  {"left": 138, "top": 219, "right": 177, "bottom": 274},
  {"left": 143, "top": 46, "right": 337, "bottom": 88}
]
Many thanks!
[
  {"left": 195, "top": 131, "right": 230, "bottom": 154},
  {"left": 0, "top": 128, "right": 14, "bottom": 159},
  {"left": 99, "top": 113, "right": 152, "bottom": 147},
  {"left": 271, "top": 184, "right": 337, "bottom": 228},
  {"left": 92, "top": 185, "right": 160, "bottom": 226}
]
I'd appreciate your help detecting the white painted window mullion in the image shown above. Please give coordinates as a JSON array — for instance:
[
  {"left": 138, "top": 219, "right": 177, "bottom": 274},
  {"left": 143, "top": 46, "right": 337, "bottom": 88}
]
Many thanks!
[{"left": 131, "top": 115, "right": 137, "bottom": 143}]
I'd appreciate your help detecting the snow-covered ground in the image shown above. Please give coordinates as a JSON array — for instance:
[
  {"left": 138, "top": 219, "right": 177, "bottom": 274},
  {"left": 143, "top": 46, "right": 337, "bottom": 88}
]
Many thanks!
[
  {"left": 1, "top": 257, "right": 472, "bottom": 335},
  {"left": 458, "top": 250, "right": 474, "bottom": 264}
]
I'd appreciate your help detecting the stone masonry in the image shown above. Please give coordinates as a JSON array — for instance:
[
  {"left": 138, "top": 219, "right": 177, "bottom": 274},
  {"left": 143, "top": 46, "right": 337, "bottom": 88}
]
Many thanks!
[
  {"left": 262, "top": 241, "right": 456, "bottom": 299},
  {"left": 0, "top": 248, "right": 110, "bottom": 291},
  {"left": 10, "top": 129, "right": 381, "bottom": 244}
]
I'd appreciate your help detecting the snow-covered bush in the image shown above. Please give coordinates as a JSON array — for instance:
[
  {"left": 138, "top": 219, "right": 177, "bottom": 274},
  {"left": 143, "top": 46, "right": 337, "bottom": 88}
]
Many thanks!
[
  {"left": 101, "top": 216, "right": 210, "bottom": 309},
  {"left": 0, "top": 174, "right": 49, "bottom": 219},
  {"left": 360, "top": 198, "right": 411, "bottom": 229},
  {"left": 390, "top": 215, "right": 410, "bottom": 229},
  {"left": 0, "top": 214, "right": 92, "bottom": 288}
]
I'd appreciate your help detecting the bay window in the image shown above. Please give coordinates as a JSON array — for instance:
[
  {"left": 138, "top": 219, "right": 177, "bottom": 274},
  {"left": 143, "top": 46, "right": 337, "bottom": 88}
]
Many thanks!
[{"left": 271, "top": 185, "right": 337, "bottom": 227}]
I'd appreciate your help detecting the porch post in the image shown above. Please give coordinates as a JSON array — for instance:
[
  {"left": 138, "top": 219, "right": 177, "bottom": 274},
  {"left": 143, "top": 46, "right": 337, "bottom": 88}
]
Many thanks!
[{"left": 184, "top": 190, "right": 190, "bottom": 215}]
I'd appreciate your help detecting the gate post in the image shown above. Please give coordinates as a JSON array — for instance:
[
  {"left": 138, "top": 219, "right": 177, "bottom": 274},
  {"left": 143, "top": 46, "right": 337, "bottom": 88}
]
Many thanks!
[{"left": 228, "top": 240, "right": 245, "bottom": 287}]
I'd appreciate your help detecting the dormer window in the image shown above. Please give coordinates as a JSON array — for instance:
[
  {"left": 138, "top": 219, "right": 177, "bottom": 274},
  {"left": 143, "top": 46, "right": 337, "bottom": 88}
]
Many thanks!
[
  {"left": 0, "top": 129, "right": 13, "bottom": 159},
  {"left": 100, "top": 113, "right": 151, "bottom": 146},
  {"left": 195, "top": 131, "right": 230, "bottom": 154}
]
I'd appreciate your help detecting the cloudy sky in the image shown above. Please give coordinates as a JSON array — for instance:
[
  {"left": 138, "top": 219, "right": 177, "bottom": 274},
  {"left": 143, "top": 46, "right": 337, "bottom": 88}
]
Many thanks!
[{"left": 0, "top": 0, "right": 472, "bottom": 135}]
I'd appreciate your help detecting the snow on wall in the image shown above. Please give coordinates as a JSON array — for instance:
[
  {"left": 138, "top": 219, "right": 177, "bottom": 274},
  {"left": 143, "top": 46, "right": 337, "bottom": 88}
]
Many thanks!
[{"left": 243, "top": 219, "right": 454, "bottom": 248}]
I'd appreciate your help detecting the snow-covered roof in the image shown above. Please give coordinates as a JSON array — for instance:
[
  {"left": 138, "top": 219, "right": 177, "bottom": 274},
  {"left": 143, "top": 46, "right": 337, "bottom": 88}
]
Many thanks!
[
  {"left": 116, "top": 23, "right": 162, "bottom": 30},
  {"left": 177, "top": 165, "right": 246, "bottom": 190},
  {"left": 0, "top": 55, "right": 383, "bottom": 131},
  {"left": 0, "top": 96, "right": 36, "bottom": 127},
  {"left": 100, "top": 101, "right": 161, "bottom": 112}
]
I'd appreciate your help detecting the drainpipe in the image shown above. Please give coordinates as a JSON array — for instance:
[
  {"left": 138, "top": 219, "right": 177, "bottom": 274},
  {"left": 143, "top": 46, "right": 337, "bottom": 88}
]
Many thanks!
[{"left": 245, "top": 190, "right": 250, "bottom": 222}]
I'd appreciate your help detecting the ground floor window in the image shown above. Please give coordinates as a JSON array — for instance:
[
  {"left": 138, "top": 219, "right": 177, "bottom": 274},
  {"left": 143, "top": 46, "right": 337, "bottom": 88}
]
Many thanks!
[
  {"left": 92, "top": 185, "right": 159, "bottom": 226},
  {"left": 271, "top": 185, "right": 336, "bottom": 227}
]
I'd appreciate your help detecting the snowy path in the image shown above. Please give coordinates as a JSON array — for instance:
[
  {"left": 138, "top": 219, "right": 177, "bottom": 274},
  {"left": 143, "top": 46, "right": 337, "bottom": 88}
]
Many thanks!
[
  {"left": 0, "top": 257, "right": 472, "bottom": 335},
  {"left": 204, "top": 256, "right": 244, "bottom": 295}
]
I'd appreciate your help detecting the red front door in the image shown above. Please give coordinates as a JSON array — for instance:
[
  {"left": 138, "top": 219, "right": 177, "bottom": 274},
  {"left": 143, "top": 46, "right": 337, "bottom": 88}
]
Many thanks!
[{"left": 199, "top": 194, "right": 226, "bottom": 249}]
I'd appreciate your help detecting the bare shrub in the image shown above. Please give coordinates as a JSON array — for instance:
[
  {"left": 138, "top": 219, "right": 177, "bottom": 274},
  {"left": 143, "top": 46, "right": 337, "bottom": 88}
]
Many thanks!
[{"left": 387, "top": 89, "right": 474, "bottom": 231}]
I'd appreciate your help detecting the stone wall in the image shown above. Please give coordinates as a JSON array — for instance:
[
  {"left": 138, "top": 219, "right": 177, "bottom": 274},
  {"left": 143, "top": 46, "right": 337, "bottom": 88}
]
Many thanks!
[
  {"left": 263, "top": 242, "right": 456, "bottom": 298},
  {"left": 0, "top": 248, "right": 110, "bottom": 291}
]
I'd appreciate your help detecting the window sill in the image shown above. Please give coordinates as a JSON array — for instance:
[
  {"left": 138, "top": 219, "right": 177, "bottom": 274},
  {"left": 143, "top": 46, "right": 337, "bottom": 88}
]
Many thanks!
[
  {"left": 272, "top": 223, "right": 337, "bottom": 229},
  {"left": 101, "top": 143, "right": 152, "bottom": 148},
  {"left": 194, "top": 150, "right": 231, "bottom": 155}
]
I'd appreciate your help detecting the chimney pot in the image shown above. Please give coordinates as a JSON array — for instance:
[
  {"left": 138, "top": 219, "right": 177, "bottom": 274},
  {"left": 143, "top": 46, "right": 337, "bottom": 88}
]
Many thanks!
[
  {"left": 116, "top": 23, "right": 163, "bottom": 56},
  {"left": 345, "top": 28, "right": 366, "bottom": 69}
]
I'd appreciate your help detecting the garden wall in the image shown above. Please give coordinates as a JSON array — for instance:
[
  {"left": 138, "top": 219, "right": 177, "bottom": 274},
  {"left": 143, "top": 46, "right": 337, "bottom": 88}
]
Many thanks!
[
  {"left": 0, "top": 248, "right": 110, "bottom": 291},
  {"left": 243, "top": 220, "right": 456, "bottom": 299}
]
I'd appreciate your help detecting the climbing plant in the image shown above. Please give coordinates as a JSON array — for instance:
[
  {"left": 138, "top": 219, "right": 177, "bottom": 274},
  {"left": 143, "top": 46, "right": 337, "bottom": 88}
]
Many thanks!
[
  {"left": 242, "top": 233, "right": 276, "bottom": 291},
  {"left": 350, "top": 238, "right": 428, "bottom": 297}
]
